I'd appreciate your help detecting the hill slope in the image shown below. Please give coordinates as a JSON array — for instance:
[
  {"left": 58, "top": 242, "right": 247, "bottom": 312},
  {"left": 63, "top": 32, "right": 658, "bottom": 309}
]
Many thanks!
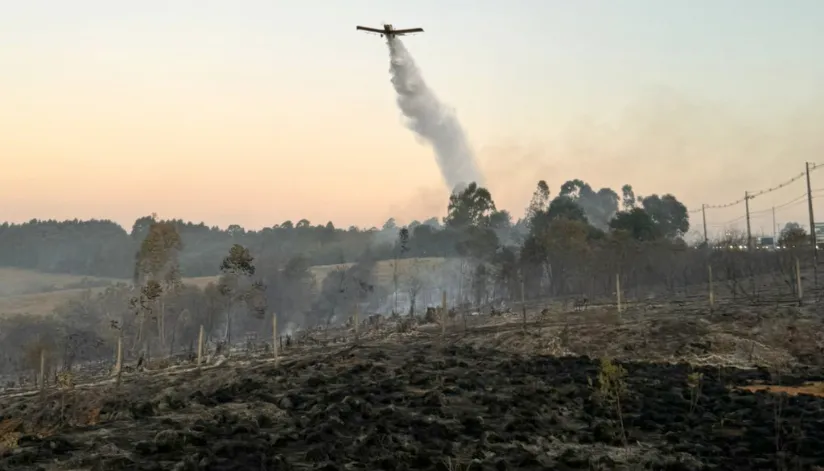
[{"left": 0, "top": 258, "right": 449, "bottom": 316}]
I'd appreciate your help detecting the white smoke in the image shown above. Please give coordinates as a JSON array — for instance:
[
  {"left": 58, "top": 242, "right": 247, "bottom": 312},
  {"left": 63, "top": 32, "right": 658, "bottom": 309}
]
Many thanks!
[{"left": 387, "top": 38, "right": 485, "bottom": 192}]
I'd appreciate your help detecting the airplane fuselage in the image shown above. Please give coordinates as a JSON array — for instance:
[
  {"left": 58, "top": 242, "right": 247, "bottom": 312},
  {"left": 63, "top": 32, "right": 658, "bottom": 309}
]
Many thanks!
[{"left": 356, "top": 24, "right": 424, "bottom": 39}]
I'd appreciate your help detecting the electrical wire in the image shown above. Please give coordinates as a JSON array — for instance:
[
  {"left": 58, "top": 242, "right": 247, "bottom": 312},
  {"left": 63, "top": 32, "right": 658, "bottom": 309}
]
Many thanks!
[
  {"left": 708, "top": 193, "right": 824, "bottom": 228},
  {"left": 690, "top": 164, "right": 823, "bottom": 214}
]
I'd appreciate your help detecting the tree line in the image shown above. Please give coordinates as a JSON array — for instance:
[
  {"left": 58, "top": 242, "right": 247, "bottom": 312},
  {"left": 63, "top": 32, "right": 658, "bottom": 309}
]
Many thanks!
[
  {"left": 0, "top": 179, "right": 689, "bottom": 279},
  {"left": 3, "top": 177, "right": 816, "bottom": 381}
]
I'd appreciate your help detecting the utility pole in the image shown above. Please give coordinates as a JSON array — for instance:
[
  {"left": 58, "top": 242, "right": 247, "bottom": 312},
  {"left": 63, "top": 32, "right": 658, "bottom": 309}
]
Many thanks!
[
  {"left": 701, "top": 204, "right": 708, "bottom": 245},
  {"left": 745, "top": 191, "right": 752, "bottom": 251},
  {"left": 805, "top": 162, "right": 818, "bottom": 290},
  {"left": 806, "top": 162, "right": 817, "bottom": 255}
]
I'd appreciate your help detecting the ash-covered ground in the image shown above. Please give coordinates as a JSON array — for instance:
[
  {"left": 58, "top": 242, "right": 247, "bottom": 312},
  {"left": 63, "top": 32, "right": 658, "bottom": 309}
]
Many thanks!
[{"left": 2, "top": 300, "right": 824, "bottom": 470}]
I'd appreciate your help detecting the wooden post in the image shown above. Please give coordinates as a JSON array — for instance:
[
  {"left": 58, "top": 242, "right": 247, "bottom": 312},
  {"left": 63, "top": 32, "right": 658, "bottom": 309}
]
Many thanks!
[
  {"left": 441, "top": 290, "right": 447, "bottom": 337},
  {"left": 616, "top": 274, "right": 623, "bottom": 314},
  {"left": 39, "top": 348, "right": 45, "bottom": 391},
  {"left": 113, "top": 336, "right": 122, "bottom": 377},
  {"left": 272, "top": 314, "right": 279, "bottom": 362},
  {"left": 796, "top": 257, "right": 803, "bottom": 304},
  {"left": 708, "top": 265, "right": 715, "bottom": 308},
  {"left": 197, "top": 325, "right": 204, "bottom": 367}
]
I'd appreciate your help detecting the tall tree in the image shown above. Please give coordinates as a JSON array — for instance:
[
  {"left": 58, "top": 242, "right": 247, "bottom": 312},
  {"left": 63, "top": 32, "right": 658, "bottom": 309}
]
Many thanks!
[
  {"left": 559, "top": 180, "right": 619, "bottom": 229},
  {"left": 640, "top": 194, "right": 689, "bottom": 239},
  {"left": 393, "top": 228, "right": 410, "bottom": 314},
  {"left": 621, "top": 184, "right": 636, "bottom": 211},
  {"left": 525, "top": 180, "right": 551, "bottom": 228},
  {"left": 610, "top": 208, "right": 661, "bottom": 241},
  {"left": 444, "top": 182, "right": 497, "bottom": 229},
  {"left": 133, "top": 220, "right": 183, "bottom": 351},
  {"left": 779, "top": 222, "right": 807, "bottom": 248},
  {"left": 218, "top": 244, "right": 256, "bottom": 347}
]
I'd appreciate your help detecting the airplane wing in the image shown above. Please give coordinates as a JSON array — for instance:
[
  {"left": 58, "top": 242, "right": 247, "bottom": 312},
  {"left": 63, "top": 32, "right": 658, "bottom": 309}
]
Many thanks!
[
  {"left": 394, "top": 28, "right": 424, "bottom": 34},
  {"left": 356, "top": 26, "right": 384, "bottom": 33}
]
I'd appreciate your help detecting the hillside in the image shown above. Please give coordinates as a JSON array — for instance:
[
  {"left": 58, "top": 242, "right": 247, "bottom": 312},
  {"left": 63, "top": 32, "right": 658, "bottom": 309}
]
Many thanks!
[
  {"left": 0, "top": 258, "right": 449, "bottom": 316},
  {"left": 0, "top": 268, "right": 117, "bottom": 297}
]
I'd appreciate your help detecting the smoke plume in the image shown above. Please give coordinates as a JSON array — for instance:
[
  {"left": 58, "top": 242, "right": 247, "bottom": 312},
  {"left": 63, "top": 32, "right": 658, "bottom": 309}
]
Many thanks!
[{"left": 387, "top": 38, "right": 485, "bottom": 192}]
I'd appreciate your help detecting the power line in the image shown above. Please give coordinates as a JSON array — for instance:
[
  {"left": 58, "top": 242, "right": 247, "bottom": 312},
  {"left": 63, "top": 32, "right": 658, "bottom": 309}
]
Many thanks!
[
  {"left": 747, "top": 172, "right": 805, "bottom": 199},
  {"left": 692, "top": 164, "right": 823, "bottom": 214},
  {"left": 707, "top": 192, "right": 824, "bottom": 228}
]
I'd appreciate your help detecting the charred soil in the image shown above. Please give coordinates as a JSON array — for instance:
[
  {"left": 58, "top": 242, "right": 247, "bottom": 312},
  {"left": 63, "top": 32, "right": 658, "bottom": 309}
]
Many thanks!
[{"left": 2, "top": 333, "right": 824, "bottom": 470}]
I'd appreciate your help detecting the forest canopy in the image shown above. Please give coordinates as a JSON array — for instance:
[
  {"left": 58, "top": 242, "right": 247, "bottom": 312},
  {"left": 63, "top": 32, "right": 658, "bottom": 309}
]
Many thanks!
[{"left": 0, "top": 179, "right": 691, "bottom": 279}]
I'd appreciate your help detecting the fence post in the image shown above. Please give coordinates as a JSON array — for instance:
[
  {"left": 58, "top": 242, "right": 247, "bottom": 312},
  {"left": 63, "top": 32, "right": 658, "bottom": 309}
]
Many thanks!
[
  {"left": 616, "top": 274, "right": 623, "bottom": 314},
  {"left": 708, "top": 265, "right": 715, "bottom": 308},
  {"left": 272, "top": 313, "right": 279, "bottom": 362},
  {"left": 113, "top": 336, "right": 122, "bottom": 377},
  {"left": 441, "top": 290, "right": 447, "bottom": 338},
  {"left": 796, "top": 257, "right": 803, "bottom": 305},
  {"left": 197, "top": 325, "right": 204, "bottom": 368}
]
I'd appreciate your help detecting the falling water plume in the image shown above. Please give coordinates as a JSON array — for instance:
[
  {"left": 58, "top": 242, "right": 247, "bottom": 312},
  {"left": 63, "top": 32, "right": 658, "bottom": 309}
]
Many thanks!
[{"left": 387, "top": 38, "right": 485, "bottom": 193}]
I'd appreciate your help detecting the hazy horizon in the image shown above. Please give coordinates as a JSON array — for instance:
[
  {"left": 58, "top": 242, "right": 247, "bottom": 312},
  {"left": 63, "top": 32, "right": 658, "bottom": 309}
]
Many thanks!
[{"left": 3, "top": 0, "right": 823, "bottom": 239}]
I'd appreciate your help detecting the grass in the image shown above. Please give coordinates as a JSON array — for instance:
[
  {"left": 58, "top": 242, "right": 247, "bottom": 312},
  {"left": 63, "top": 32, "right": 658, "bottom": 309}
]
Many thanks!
[
  {"left": 0, "top": 268, "right": 117, "bottom": 297},
  {"left": 0, "top": 257, "right": 449, "bottom": 316},
  {"left": 738, "top": 382, "right": 824, "bottom": 398}
]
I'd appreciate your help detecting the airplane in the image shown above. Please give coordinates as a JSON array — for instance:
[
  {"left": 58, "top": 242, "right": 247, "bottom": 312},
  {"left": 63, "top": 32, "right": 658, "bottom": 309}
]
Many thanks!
[{"left": 356, "top": 24, "right": 424, "bottom": 38}]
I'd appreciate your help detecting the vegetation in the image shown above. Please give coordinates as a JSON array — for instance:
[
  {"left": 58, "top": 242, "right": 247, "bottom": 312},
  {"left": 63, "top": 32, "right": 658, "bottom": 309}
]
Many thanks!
[{"left": 3, "top": 176, "right": 817, "bottom": 382}]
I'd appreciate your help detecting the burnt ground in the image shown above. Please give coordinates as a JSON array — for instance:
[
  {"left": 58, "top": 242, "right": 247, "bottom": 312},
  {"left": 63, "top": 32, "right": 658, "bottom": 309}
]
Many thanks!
[{"left": 2, "top": 300, "right": 824, "bottom": 470}]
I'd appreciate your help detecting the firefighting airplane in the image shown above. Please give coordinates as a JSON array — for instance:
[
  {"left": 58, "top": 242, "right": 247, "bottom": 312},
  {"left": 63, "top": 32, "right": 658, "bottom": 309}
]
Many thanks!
[{"left": 356, "top": 24, "right": 424, "bottom": 38}]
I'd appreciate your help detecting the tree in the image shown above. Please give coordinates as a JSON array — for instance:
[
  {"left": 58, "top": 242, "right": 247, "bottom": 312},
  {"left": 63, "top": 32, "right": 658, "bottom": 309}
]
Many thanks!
[
  {"left": 312, "top": 252, "right": 377, "bottom": 326},
  {"left": 456, "top": 226, "right": 500, "bottom": 262},
  {"left": 383, "top": 218, "right": 397, "bottom": 231},
  {"left": 218, "top": 244, "right": 256, "bottom": 347},
  {"left": 444, "top": 182, "right": 497, "bottom": 229},
  {"left": 621, "top": 185, "right": 636, "bottom": 211},
  {"left": 641, "top": 194, "right": 689, "bottom": 239},
  {"left": 521, "top": 219, "right": 593, "bottom": 297},
  {"left": 471, "top": 264, "right": 489, "bottom": 307},
  {"left": 610, "top": 208, "right": 661, "bottom": 241},
  {"left": 529, "top": 196, "right": 588, "bottom": 238},
  {"left": 132, "top": 220, "right": 183, "bottom": 351},
  {"left": 779, "top": 223, "right": 807, "bottom": 248},
  {"left": 133, "top": 220, "right": 183, "bottom": 285},
  {"left": 489, "top": 210, "right": 512, "bottom": 230},
  {"left": 559, "top": 179, "right": 619, "bottom": 229},
  {"left": 393, "top": 228, "right": 410, "bottom": 314},
  {"left": 130, "top": 214, "right": 157, "bottom": 240},
  {"left": 403, "top": 259, "right": 426, "bottom": 317},
  {"left": 525, "top": 180, "right": 551, "bottom": 228},
  {"left": 491, "top": 246, "right": 520, "bottom": 300},
  {"left": 129, "top": 280, "right": 162, "bottom": 355}
]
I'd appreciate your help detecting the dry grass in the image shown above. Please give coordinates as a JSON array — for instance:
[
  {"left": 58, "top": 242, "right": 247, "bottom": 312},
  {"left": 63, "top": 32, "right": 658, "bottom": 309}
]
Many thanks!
[
  {"left": 0, "top": 418, "right": 22, "bottom": 454},
  {"left": 0, "top": 257, "right": 448, "bottom": 316},
  {"left": 0, "top": 268, "right": 117, "bottom": 297},
  {"left": 0, "top": 288, "right": 112, "bottom": 317},
  {"left": 738, "top": 382, "right": 824, "bottom": 398}
]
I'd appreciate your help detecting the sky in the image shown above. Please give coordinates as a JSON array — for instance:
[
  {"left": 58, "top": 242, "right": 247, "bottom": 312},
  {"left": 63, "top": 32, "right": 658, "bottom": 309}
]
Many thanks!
[{"left": 2, "top": 0, "right": 823, "bottom": 238}]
